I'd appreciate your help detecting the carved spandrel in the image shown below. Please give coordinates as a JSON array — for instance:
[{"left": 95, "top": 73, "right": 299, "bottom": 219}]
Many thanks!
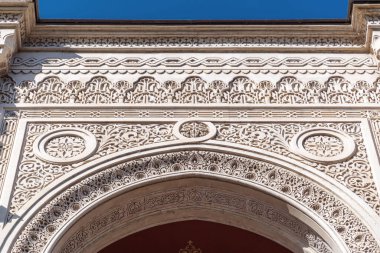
[{"left": 9, "top": 121, "right": 380, "bottom": 218}]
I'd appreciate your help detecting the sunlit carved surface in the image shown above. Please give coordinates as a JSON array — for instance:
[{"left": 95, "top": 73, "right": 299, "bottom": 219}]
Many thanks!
[
  {"left": 1, "top": 2, "right": 380, "bottom": 253},
  {"left": 45, "top": 136, "right": 85, "bottom": 158},
  {"left": 11, "top": 151, "right": 376, "bottom": 253},
  {"left": 303, "top": 135, "right": 344, "bottom": 157},
  {"left": 179, "top": 122, "right": 209, "bottom": 138}
]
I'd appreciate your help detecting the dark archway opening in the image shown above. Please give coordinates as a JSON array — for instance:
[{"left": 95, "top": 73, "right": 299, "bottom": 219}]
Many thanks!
[{"left": 98, "top": 220, "right": 293, "bottom": 253}]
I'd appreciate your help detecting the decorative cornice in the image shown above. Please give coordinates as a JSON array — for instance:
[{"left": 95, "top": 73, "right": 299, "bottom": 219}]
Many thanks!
[
  {"left": 10, "top": 55, "right": 377, "bottom": 68},
  {"left": 0, "top": 1, "right": 34, "bottom": 76},
  {"left": 4, "top": 3, "right": 380, "bottom": 70},
  {"left": 0, "top": 29, "right": 16, "bottom": 75},
  {"left": 11, "top": 4, "right": 380, "bottom": 53}
]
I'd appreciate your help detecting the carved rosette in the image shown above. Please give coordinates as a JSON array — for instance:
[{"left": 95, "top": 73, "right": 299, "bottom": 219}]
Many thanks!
[
  {"left": 33, "top": 128, "right": 97, "bottom": 165},
  {"left": 290, "top": 128, "right": 356, "bottom": 163},
  {"left": 173, "top": 119, "right": 217, "bottom": 142}
]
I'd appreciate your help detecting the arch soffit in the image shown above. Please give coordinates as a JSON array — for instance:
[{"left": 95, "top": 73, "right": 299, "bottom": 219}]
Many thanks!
[{"left": 50, "top": 178, "right": 338, "bottom": 253}]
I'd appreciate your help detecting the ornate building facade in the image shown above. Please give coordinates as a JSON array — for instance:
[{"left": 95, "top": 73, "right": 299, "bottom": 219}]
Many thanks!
[{"left": 0, "top": 0, "right": 380, "bottom": 252}]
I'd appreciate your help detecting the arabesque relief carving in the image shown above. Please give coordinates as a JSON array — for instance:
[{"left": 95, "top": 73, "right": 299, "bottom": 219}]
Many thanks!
[
  {"left": 33, "top": 128, "right": 98, "bottom": 165},
  {"left": 61, "top": 187, "right": 332, "bottom": 253},
  {"left": 0, "top": 111, "right": 19, "bottom": 192},
  {"left": 11, "top": 151, "right": 380, "bottom": 253},
  {"left": 2, "top": 2, "right": 380, "bottom": 253},
  {"left": 2, "top": 76, "right": 380, "bottom": 105},
  {"left": 8, "top": 121, "right": 379, "bottom": 217}
]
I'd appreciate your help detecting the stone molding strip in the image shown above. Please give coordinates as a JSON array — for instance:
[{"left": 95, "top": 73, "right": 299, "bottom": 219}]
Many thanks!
[
  {"left": 1, "top": 75, "right": 380, "bottom": 105},
  {"left": 0, "top": 3, "right": 377, "bottom": 52},
  {"left": 15, "top": 4, "right": 380, "bottom": 54},
  {"left": 3, "top": 2, "right": 380, "bottom": 75},
  {"left": 9, "top": 55, "right": 378, "bottom": 68}
]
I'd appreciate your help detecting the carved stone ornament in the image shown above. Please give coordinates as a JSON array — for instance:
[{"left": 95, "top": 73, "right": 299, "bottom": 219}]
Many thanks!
[
  {"left": 3, "top": 75, "right": 380, "bottom": 105},
  {"left": 290, "top": 128, "right": 356, "bottom": 163},
  {"left": 2, "top": 2, "right": 380, "bottom": 253},
  {"left": 33, "top": 128, "right": 98, "bottom": 165},
  {"left": 0, "top": 29, "right": 17, "bottom": 76},
  {"left": 173, "top": 119, "right": 217, "bottom": 141},
  {"left": 10, "top": 121, "right": 379, "bottom": 217},
  {"left": 58, "top": 185, "right": 332, "bottom": 253},
  {"left": 10, "top": 151, "right": 380, "bottom": 253}
]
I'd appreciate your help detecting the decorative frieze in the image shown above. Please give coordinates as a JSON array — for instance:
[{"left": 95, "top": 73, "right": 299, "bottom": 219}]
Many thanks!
[
  {"left": 10, "top": 55, "right": 377, "bottom": 68},
  {"left": 2, "top": 75, "right": 380, "bottom": 105}
]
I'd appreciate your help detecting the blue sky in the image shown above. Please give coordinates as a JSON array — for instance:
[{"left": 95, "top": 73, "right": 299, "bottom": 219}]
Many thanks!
[{"left": 38, "top": 0, "right": 350, "bottom": 21}]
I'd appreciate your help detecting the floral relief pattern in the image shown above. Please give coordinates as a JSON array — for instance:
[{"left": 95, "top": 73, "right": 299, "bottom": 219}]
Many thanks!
[
  {"left": 179, "top": 121, "right": 209, "bottom": 138},
  {"left": 11, "top": 151, "right": 379, "bottom": 253},
  {"left": 2, "top": 76, "right": 380, "bottom": 105},
  {"left": 9, "top": 123, "right": 175, "bottom": 214},
  {"left": 214, "top": 122, "right": 380, "bottom": 214},
  {"left": 303, "top": 135, "right": 344, "bottom": 157},
  {"left": 45, "top": 136, "right": 86, "bottom": 158},
  {"left": 8, "top": 121, "right": 380, "bottom": 217},
  {"left": 62, "top": 187, "right": 331, "bottom": 253},
  {"left": 0, "top": 112, "right": 19, "bottom": 193}
]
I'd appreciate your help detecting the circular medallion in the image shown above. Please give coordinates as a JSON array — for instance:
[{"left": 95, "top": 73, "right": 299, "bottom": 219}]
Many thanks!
[
  {"left": 290, "top": 128, "right": 356, "bottom": 163},
  {"left": 173, "top": 119, "right": 217, "bottom": 142},
  {"left": 33, "top": 128, "right": 97, "bottom": 165}
]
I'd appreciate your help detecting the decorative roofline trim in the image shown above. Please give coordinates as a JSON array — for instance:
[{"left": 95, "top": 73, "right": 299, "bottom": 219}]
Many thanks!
[{"left": 3, "top": 2, "right": 380, "bottom": 75}]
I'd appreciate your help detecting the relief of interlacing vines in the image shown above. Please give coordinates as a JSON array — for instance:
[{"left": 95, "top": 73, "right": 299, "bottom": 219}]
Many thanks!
[
  {"left": 12, "top": 151, "right": 379, "bottom": 253},
  {"left": 9, "top": 123, "right": 175, "bottom": 214},
  {"left": 2, "top": 75, "right": 380, "bottom": 104},
  {"left": 214, "top": 122, "right": 380, "bottom": 214},
  {"left": 9, "top": 121, "right": 380, "bottom": 217},
  {"left": 0, "top": 111, "right": 18, "bottom": 193}
]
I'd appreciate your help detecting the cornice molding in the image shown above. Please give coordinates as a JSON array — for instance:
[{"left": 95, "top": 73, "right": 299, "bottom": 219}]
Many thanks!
[
  {"left": 0, "top": 1, "right": 33, "bottom": 76},
  {"left": 4, "top": 2, "right": 380, "bottom": 75},
  {"left": 16, "top": 4, "right": 380, "bottom": 53}
]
